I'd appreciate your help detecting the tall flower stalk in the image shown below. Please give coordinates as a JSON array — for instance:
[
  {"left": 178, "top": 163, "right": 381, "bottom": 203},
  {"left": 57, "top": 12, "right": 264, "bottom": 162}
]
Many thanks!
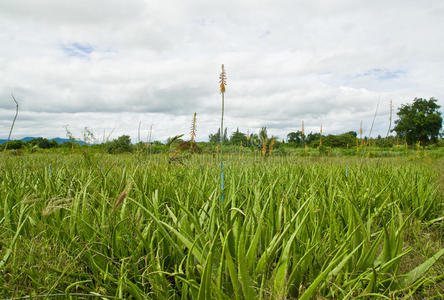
[
  {"left": 190, "top": 112, "right": 197, "bottom": 145},
  {"left": 386, "top": 100, "right": 393, "bottom": 138},
  {"left": 219, "top": 64, "right": 226, "bottom": 202}
]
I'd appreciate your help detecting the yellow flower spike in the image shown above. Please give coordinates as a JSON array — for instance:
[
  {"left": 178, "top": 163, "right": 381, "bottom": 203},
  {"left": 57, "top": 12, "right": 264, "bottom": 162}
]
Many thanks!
[{"left": 219, "top": 64, "right": 226, "bottom": 94}]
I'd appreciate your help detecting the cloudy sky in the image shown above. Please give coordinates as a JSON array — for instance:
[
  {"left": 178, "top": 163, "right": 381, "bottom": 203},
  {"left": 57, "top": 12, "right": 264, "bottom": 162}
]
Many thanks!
[{"left": 1, "top": 0, "right": 443, "bottom": 142}]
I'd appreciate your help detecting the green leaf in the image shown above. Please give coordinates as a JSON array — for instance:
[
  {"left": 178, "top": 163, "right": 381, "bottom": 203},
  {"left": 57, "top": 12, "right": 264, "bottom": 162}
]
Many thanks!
[{"left": 397, "top": 248, "right": 444, "bottom": 290}]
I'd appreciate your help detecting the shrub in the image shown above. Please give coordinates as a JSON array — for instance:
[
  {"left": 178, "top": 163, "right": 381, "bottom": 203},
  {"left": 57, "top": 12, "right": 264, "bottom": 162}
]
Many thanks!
[
  {"left": 106, "top": 135, "right": 133, "bottom": 154},
  {"left": 4, "top": 140, "right": 25, "bottom": 150},
  {"left": 26, "top": 138, "right": 58, "bottom": 149}
]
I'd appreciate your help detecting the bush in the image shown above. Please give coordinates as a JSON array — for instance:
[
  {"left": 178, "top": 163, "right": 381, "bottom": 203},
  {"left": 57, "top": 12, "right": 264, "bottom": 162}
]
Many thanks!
[
  {"left": 106, "top": 135, "right": 133, "bottom": 154},
  {"left": 26, "top": 138, "right": 58, "bottom": 149},
  {"left": 4, "top": 140, "right": 25, "bottom": 150},
  {"left": 318, "top": 145, "right": 330, "bottom": 155}
]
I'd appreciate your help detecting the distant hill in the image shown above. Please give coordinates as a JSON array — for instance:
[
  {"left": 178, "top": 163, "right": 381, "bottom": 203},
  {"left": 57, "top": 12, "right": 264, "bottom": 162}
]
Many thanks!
[
  {"left": 0, "top": 137, "right": 86, "bottom": 145},
  {"left": 52, "top": 137, "right": 86, "bottom": 145},
  {"left": 22, "top": 137, "right": 38, "bottom": 142}
]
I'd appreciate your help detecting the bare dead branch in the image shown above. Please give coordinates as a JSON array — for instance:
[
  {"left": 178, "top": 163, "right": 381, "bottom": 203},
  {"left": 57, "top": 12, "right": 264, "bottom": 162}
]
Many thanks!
[{"left": 3, "top": 94, "right": 19, "bottom": 152}]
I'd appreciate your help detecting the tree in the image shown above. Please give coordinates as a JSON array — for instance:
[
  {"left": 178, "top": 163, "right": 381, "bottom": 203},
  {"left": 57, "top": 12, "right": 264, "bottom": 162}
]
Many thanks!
[
  {"left": 230, "top": 128, "right": 248, "bottom": 145},
  {"left": 209, "top": 128, "right": 228, "bottom": 144},
  {"left": 287, "top": 131, "right": 304, "bottom": 146},
  {"left": 26, "top": 138, "right": 58, "bottom": 149},
  {"left": 345, "top": 131, "right": 357, "bottom": 138},
  {"left": 106, "top": 135, "right": 132, "bottom": 154},
  {"left": 209, "top": 131, "right": 219, "bottom": 144},
  {"left": 393, "top": 98, "right": 442, "bottom": 146},
  {"left": 305, "top": 132, "right": 321, "bottom": 146},
  {"left": 321, "top": 132, "right": 356, "bottom": 148},
  {"left": 6, "top": 140, "right": 24, "bottom": 150}
]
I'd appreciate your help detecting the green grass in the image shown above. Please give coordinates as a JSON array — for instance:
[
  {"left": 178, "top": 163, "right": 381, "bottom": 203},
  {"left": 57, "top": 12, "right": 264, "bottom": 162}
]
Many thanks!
[{"left": 0, "top": 153, "right": 443, "bottom": 299}]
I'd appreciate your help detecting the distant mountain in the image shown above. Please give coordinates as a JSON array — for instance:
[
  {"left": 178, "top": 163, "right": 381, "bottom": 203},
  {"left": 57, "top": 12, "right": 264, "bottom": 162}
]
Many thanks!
[
  {"left": 0, "top": 137, "right": 86, "bottom": 145},
  {"left": 22, "top": 137, "right": 40, "bottom": 142},
  {"left": 54, "top": 137, "right": 87, "bottom": 145},
  {"left": 52, "top": 137, "right": 84, "bottom": 144}
]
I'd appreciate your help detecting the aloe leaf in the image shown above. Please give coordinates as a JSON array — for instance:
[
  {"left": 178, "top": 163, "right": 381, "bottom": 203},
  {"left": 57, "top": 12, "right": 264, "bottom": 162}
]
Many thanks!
[{"left": 397, "top": 248, "right": 444, "bottom": 290}]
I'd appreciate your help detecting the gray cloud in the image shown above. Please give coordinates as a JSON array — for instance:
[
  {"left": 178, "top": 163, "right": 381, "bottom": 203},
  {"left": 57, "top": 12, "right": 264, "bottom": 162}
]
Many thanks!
[{"left": 0, "top": 0, "right": 443, "bottom": 142}]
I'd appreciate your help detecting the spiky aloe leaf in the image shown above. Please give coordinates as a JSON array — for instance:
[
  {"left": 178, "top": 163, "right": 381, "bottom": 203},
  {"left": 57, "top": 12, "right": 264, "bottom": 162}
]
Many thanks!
[{"left": 396, "top": 248, "right": 444, "bottom": 290}]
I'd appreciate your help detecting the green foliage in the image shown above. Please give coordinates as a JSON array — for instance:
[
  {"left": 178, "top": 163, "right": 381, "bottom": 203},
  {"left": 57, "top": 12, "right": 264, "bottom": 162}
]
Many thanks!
[
  {"left": 306, "top": 132, "right": 321, "bottom": 146},
  {"left": 258, "top": 126, "right": 268, "bottom": 143},
  {"left": 0, "top": 154, "right": 443, "bottom": 298},
  {"left": 317, "top": 144, "right": 330, "bottom": 154},
  {"left": 4, "top": 140, "right": 25, "bottom": 150},
  {"left": 149, "top": 141, "right": 167, "bottom": 153},
  {"left": 287, "top": 130, "right": 304, "bottom": 146},
  {"left": 393, "top": 97, "right": 443, "bottom": 145},
  {"left": 373, "top": 135, "right": 396, "bottom": 148},
  {"left": 59, "top": 141, "right": 78, "bottom": 148},
  {"left": 165, "top": 134, "right": 184, "bottom": 149},
  {"left": 105, "top": 135, "right": 133, "bottom": 154},
  {"left": 323, "top": 132, "right": 356, "bottom": 148},
  {"left": 209, "top": 128, "right": 228, "bottom": 144},
  {"left": 26, "top": 138, "right": 58, "bottom": 149},
  {"left": 230, "top": 128, "right": 248, "bottom": 145},
  {"left": 310, "top": 132, "right": 357, "bottom": 148}
]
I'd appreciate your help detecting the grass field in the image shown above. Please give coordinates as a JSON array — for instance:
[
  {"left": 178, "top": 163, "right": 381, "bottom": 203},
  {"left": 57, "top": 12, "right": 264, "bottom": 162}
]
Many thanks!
[{"left": 0, "top": 153, "right": 443, "bottom": 299}]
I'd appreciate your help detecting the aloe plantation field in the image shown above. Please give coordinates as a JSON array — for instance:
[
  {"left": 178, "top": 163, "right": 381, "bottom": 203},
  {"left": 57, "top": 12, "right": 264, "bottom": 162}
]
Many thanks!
[{"left": 0, "top": 153, "right": 443, "bottom": 299}]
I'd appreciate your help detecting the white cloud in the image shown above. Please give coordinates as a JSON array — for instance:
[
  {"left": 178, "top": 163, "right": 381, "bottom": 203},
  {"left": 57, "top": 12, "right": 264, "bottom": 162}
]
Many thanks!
[{"left": 0, "top": 0, "right": 443, "bottom": 142}]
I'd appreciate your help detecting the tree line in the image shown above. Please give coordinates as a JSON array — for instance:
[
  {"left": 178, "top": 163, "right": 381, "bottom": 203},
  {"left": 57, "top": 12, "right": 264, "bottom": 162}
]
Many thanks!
[{"left": 2, "top": 97, "right": 442, "bottom": 153}]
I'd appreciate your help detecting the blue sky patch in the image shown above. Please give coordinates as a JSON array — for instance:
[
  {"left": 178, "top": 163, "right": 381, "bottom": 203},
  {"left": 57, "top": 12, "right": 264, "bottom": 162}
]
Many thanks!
[
  {"left": 61, "top": 42, "right": 94, "bottom": 57},
  {"left": 354, "top": 68, "right": 406, "bottom": 80}
]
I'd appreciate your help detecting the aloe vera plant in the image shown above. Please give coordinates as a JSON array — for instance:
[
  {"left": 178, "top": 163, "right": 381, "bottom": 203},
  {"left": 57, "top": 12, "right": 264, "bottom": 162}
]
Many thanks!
[{"left": 0, "top": 154, "right": 442, "bottom": 299}]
